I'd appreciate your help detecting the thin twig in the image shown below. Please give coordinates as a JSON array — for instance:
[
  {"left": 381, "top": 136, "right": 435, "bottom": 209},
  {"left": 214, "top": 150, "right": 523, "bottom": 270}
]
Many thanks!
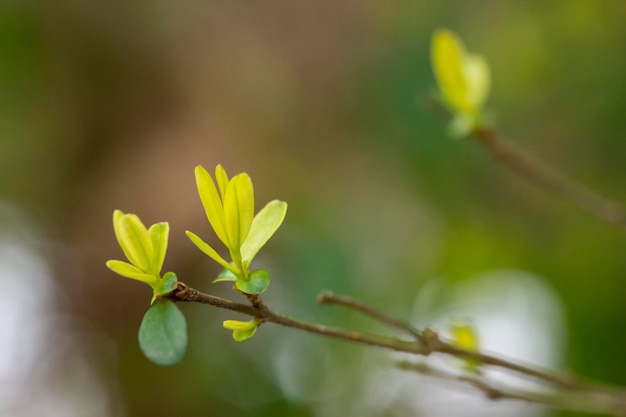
[
  {"left": 317, "top": 290, "right": 425, "bottom": 342},
  {"left": 473, "top": 127, "right": 626, "bottom": 231},
  {"left": 423, "top": 96, "right": 626, "bottom": 231}
]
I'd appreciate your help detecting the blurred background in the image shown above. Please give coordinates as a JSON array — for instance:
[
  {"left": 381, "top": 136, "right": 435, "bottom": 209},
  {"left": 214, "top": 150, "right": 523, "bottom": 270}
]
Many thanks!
[{"left": 0, "top": 1, "right": 625, "bottom": 416}]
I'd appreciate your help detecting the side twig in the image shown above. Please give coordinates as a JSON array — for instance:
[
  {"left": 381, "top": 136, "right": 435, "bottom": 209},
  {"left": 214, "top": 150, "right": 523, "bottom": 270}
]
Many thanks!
[{"left": 317, "top": 290, "right": 425, "bottom": 342}]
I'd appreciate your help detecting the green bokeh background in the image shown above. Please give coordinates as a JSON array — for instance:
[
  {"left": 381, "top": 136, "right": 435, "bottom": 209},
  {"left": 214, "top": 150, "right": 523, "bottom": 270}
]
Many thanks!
[{"left": 1, "top": 1, "right": 625, "bottom": 416}]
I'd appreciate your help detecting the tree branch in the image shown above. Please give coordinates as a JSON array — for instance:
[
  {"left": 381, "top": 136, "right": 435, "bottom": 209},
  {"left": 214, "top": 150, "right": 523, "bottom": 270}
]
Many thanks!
[
  {"left": 398, "top": 361, "right": 626, "bottom": 416},
  {"left": 472, "top": 127, "right": 626, "bottom": 231},
  {"left": 423, "top": 96, "right": 626, "bottom": 231},
  {"left": 164, "top": 282, "right": 626, "bottom": 415}
]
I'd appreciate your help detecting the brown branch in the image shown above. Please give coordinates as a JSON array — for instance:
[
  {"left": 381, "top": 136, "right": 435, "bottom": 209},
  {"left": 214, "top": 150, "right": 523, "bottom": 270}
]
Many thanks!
[
  {"left": 398, "top": 361, "right": 626, "bottom": 416},
  {"left": 165, "top": 283, "right": 424, "bottom": 354},
  {"left": 423, "top": 96, "right": 626, "bottom": 231},
  {"left": 164, "top": 282, "right": 626, "bottom": 415},
  {"left": 472, "top": 127, "right": 626, "bottom": 231},
  {"left": 317, "top": 290, "right": 425, "bottom": 342}
]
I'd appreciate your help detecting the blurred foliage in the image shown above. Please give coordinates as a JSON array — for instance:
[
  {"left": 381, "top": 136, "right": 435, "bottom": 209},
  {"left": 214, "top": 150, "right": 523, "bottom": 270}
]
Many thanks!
[{"left": 0, "top": 1, "right": 625, "bottom": 416}]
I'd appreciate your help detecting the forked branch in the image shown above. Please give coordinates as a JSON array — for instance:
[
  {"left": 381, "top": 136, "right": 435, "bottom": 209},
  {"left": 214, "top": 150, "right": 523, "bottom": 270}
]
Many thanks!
[{"left": 164, "top": 282, "right": 626, "bottom": 415}]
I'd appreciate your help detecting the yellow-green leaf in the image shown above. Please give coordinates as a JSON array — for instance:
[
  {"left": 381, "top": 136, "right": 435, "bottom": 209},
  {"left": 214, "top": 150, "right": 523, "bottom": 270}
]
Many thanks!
[
  {"left": 463, "top": 53, "right": 490, "bottom": 111},
  {"left": 223, "top": 320, "right": 258, "bottom": 342},
  {"left": 223, "top": 173, "right": 254, "bottom": 252},
  {"left": 113, "top": 210, "right": 132, "bottom": 262},
  {"left": 215, "top": 164, "right": 230, "bottom": 201},
  {"left": 450, "top": 320, "right": 481, "bottom": 373},
  {"left": 241, "top": 200, "right": 287, "bottom": 268},
  {"left": 106, "top": 260, "right": 158, "bottom": 284},
  {"left": 432, "top": 29, "right": 469, "bottom": 112},
  {"left": 195, "top": 165, "right": 229, "bottom": 247},
  {"left": 185, "top": 230, "right": 235, "bottom": 272},
  {"left": 431, "top": 28, "right": 490, "bottom": 119},
  {"left": 148, "top": 222, "right": 169, "bottom": 276},
  {"left": 119, "top": 214, "right": 153, "bottom": 272}
]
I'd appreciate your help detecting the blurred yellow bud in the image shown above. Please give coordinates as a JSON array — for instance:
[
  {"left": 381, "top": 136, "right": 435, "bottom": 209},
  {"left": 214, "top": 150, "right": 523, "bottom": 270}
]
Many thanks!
[{"left": 431, "top": 29, "right": 491, "bottom": 134}]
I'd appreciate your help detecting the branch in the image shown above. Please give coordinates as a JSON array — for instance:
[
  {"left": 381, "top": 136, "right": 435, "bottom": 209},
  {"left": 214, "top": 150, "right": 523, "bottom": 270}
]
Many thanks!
[
  {"left": 317, "top": 290, "right": 424, "bottom": 342},
  {"left": 165, "top": 283, "right": 424, "bottom": 353},
  {"left": 472, "top": 127, "right": 626, "bottom": 231},
  {"left": 423, "top": 97, "right": 626, "bottom": 231},
  {"left": 398, "top": 361, "right": 626, "bottom": 416},
  {"left": 164, "top": 282, "right": 626, "bottom": 415}
]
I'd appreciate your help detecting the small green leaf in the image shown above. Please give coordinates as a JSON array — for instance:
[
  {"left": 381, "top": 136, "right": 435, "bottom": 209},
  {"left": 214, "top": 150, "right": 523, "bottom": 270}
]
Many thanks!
[
  {"left": 236, "top": 269, "right": 270, "bottom": 294},
  {"left": 138, "top": 300, "right": 187, "bottom": 366},
  {"left": 157, "top": 272, "right": 178, "bottom": 295},
  {"left": 213, "top": 268, "right": 238, "bottom": 283}
]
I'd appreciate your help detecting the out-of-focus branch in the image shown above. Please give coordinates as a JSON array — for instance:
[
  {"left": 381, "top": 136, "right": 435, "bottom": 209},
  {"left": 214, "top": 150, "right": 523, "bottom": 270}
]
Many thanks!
[
  {"left": 472, "top": 127, "right": 626, "bottom": 230},
  {"left": 164, "top": 282, "right": 626, "bottom": 415},
  {"left": 398, "top": 361, "right": 626, "bottom": 416},
  {"left": 423, "top": 97, "right": 626, "bottom": 231}
]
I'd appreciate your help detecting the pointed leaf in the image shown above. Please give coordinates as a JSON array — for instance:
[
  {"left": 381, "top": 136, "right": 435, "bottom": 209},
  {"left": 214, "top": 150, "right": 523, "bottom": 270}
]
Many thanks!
[
  {"left": 185, "top": 230, "right": 236, "bottom": 272},
  {"left": 113, "top": 210, "right": 133, "bottom": 263},
  {"left": 223, "top": 174, "right": 254, "bottom": 252},
  {"left": 148, "top": 222, "right": 169, "bottom": 276},
  {"left": 236, "top": 269, "right": 270, "bottom": 294},
  {"left": 241, "top": 200, "right": 287, "bottom": 267},
  {"left": 106, "top": 260, "right": 158, "bottom": 284},
  {"left": 118, "top": 214, "right": 153, "bottom": 272},
  {"left": 138, "top": 300, "right": 187, "bottom": 366},
  {"left": 195, "top": 165, "right": 229, "bottom": 247},
  {"left": 213, "top": 268, "right": 238, "bottom": 283},
  {"left": 215, "top": 164, "right": 230, "bottom": 201}
]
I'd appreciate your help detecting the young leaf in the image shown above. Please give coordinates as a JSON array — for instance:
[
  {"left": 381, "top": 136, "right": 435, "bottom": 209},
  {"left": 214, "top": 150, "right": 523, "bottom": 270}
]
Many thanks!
[
  {"left": 138, "top": 300, "right": 187, "bottom": 366},
  {"left": 185, "top": 230, "right": 234, "bottom": 271},
  {"left": 223, "top": 320, "right": 258, "bottom": 342},
  {"left": 240, "top": 200, "right": 287, "bottom": 268},
  {"left": 236, "top": 269, "right": 270, "bottom": 294},
  {"left": 223, "top": 174, "right": 254, "bottom": 251},
  {"left": 213, "top": 268, "right": 238, "bottom": 283},
  {"left": 105, "top": 260, "right": 158, "bottom": 284},
  {"left": 148, "top": 222, "right": 169, "bottom": 276},
  {"left": 450, "top": 320, "right": 481, "bottom": 374},
  {"left": 195, "top": 165, "right": 229, "bottom": 246}
]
